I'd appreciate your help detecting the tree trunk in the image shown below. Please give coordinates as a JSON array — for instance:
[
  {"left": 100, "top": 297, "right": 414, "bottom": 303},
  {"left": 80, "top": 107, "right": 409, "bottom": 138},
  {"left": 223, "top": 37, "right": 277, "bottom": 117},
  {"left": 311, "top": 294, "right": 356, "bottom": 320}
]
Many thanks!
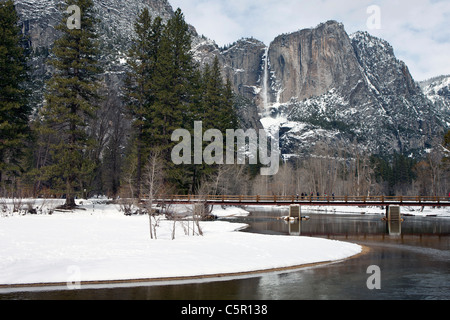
[
  {"left": 65, "top": 196, "right": 76, "bottom": 208},
  {"left": 64, "top": 179, "right": 77, "bottom": 208},
  {"left": 136, "top": 129, "right": 142, "bottom": 199},
  {"left": 148, "top": 199, "right": 154, "bottom": 239}
]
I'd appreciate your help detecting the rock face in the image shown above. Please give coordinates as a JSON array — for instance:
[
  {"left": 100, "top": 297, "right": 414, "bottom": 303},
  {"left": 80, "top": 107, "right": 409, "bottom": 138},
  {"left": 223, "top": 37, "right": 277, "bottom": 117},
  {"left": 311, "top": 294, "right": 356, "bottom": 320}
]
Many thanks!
[
  {"left": 192, "top": 37, "right": 266, "bottom": 117},
  {"left": 196, "top": 21, "right": 447, "bottom": 158},
  {"left": 16, "top": 0, "right": 176, "bottom": 77},
  {"left": 281, "top": 27, "right": 443, "bottom": 157},
  {"left": 15, "top": 0, "right": 177, "bottom": 111},
  {"left": 12, "top": 0, "right": 449, "bottom": 158},
  {"left": 420, "top": 75, "right": 450, "bottom": 122},
  {"left": 16, "top": 0, "right": 175, "bottom": 50},
  {"left": 281, "top": 25, "right": 443, "bottom": 157},
  {"left": 268, "top": 21, "right": 362, "bottom": 104},
  {"left": 222, "top": 38, "right": 267, "bottom": 103}
]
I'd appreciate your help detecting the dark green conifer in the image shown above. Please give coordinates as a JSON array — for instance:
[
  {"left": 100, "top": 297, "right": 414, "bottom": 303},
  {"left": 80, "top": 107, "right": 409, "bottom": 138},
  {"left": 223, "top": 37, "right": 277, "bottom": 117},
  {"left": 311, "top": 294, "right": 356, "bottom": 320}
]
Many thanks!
[
  {"left": 151, "top": 9, "right": 195, "bottom": 150},
  {"left": 0, "top": 0, "right": 31, "bottom": 189},
  {"left": 184, "top": 56, "right": 239, "bottom": 193},
  {"left": 40, "top": 0, "right": 102, "bottom": 207},
  {"left": 150, "top": 9, "right": 198, "bottom": 191},
  {"left": 124, "top": 8, "right": 162, "bottom": 198}
]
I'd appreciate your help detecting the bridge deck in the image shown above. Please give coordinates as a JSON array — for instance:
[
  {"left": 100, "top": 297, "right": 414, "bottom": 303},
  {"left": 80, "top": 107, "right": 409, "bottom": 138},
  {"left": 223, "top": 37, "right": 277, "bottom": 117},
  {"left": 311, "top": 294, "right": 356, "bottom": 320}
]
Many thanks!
[{"left": 153, "top": 195, "right": 450, "bottom": 207}]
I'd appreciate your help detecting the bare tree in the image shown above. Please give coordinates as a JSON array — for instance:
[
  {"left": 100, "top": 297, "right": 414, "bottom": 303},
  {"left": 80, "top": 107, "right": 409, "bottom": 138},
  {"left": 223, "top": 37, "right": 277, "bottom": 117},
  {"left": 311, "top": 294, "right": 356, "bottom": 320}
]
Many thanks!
[
  {"left": 427, "top": 142, "right": 445, "bottom": 196},
  {"left": 189, "top": 176, "right": 219, "bottom": 236},
  {"left": 141, "top": 150, "right": 165, "bottom": 239},
  {"left": 270, "top": 162, "right": 296, "bottom": 196},
  {"left": 209, "top": 164, "right": 248, "bottom": 196},
  {"left": 413, "top": 160, "right": 431, "bottom": 196},
  {"left": 251, "top": 174, "right": 270, "bottom": 196}
]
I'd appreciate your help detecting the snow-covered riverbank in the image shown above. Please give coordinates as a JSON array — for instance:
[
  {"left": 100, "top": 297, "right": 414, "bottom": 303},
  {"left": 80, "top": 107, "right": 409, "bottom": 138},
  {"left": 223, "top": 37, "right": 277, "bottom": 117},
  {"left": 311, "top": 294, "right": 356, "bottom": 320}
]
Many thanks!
[{"left": 0, "top": 198, "right": 362, "bottom": 288}]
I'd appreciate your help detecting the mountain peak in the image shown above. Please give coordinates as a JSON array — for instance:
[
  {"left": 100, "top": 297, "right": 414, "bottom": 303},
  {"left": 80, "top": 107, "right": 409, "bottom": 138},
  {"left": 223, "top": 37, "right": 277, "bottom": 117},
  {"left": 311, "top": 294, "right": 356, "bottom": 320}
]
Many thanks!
[{"left": 350, "top": 30, "right": 394, "bottom": 56}]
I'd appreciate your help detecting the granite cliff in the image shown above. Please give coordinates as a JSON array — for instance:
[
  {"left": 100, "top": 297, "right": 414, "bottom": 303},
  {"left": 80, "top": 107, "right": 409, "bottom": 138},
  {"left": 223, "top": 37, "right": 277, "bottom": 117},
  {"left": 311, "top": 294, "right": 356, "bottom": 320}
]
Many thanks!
[
  {"left": 195, "top": 21, "right": 447, "bottom": 158},
  {"left": 12, "top": 0, "right": 449, "bottom": 159}
]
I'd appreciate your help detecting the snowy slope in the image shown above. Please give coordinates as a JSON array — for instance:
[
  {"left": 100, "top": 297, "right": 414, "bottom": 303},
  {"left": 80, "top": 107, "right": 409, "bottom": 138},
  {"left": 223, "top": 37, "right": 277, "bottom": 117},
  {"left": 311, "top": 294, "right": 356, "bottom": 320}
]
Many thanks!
[{"left": 420, "top": 75, "right": 450, "bottom": 124}]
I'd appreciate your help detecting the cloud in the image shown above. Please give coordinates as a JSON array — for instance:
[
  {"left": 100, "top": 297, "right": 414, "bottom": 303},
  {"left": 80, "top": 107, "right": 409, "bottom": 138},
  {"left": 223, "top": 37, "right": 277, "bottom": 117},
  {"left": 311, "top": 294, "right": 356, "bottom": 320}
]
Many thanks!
[{"left": 169, "top": 0, "right": 450, "bottom": 80}]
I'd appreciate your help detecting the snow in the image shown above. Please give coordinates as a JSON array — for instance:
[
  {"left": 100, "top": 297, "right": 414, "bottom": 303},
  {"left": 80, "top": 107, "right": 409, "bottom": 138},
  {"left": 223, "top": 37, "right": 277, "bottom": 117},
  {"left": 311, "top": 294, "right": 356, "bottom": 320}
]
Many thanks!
[
  {"left": 0, "top": 198, "right": 362, "bottom": 288},
  {"left": 295, "top": 205, "right": 450, "bottom": 217},
  {"left": 260, "top": 115, "right": 287, "bottom": 131},
  {"left": 211, "top": 206, "right": 250, "bottom": 217},
  {"left": 261, "top": 46, "right": 270, "bottom": 114},
  {"left": 421, "top": 75, "right": 450, "bottom": 104}
]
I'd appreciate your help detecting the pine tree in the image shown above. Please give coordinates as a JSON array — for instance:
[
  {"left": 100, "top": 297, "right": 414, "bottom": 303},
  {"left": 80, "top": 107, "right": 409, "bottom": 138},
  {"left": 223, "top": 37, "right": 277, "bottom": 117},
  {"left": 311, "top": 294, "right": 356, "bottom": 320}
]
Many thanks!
[
  {"left": 150, "top": 9, "right": 198, "bottom": 191},
  {"left": 224, "top": 78, "right": 239, "bottom": 129},
  {"left": 0, "top": 0, "right": 31, "bottom": 189},
  {"left": 197, "top": 57, "right": 237, "bottom": 131},
  {"left": 124, "top": 9, "right": 239, "bottom": 194},
  {"left": 40, "top": 0, "right": 102, "bottom": 208},
  {"left": 191, "top": 57, "right": 238, "bottom": 191},
  {"left": 124, "top": 8, "right": 162, "bottom": 198},
  {"left": 152, "top": 9, "right": 195, "bottom": 148}
]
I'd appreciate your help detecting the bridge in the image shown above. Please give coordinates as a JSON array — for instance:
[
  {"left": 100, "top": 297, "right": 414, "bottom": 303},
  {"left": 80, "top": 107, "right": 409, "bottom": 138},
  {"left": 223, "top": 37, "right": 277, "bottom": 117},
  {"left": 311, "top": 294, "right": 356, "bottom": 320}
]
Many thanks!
[{"left": 153, "top": 195, "right": 450, "bottom": 207}]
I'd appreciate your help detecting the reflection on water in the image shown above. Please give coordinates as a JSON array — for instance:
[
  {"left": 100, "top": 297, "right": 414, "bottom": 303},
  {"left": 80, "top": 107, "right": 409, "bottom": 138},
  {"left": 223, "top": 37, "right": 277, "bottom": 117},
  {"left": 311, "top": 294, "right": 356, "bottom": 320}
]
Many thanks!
[
  {"left": 387, "top": 219, "right": 401, "bottom": 236},
  {"left": 1, "top": 210, "right": 449, "bottom": 300},
  {"left": 289, "top": 221, "right": 301, "bottom": 236},
  {"left": 272, "top": 216, "right": 403, "bottom": 237},
  {"left": 284, "top": 217, "right": 402, "bottom": 236},
  {"left": 240, "top": 210, "right": 449, "bottom": 237}
]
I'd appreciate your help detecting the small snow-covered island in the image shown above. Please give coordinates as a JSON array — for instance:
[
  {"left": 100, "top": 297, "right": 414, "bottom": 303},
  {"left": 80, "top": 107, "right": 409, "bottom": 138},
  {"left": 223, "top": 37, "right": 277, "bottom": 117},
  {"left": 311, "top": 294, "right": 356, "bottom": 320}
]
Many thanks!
[{"left": 0, "top": 198, "right": 362, "bottom": 288}]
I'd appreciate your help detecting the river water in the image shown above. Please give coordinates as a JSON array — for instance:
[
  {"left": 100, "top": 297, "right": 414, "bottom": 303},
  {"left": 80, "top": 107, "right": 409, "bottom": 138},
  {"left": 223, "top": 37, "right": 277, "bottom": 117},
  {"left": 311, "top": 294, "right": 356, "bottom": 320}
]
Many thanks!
[{"left": 1, "top": 209, "right": 449, "bottom": 300}]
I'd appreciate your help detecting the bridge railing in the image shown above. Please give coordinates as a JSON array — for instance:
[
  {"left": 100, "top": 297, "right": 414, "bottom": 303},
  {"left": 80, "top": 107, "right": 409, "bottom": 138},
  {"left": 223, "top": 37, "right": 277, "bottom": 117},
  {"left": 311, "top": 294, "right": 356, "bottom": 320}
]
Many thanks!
[{"left": 154, "top": 195, "right": 449, "bottom": 203}]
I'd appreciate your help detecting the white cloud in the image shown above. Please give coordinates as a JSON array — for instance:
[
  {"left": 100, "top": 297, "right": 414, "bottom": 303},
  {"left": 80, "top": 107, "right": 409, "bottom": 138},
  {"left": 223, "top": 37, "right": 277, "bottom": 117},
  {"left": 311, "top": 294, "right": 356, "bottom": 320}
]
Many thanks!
[{"left": 170, "top": 0, "right": 450, "bottom": 80}]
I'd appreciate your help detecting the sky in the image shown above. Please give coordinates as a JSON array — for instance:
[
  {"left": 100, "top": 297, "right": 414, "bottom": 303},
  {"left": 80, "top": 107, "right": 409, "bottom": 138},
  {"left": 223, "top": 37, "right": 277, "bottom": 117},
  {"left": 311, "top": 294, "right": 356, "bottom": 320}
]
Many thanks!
[{"left": 169, "top": 0, "right": 450, "bottom": 81}]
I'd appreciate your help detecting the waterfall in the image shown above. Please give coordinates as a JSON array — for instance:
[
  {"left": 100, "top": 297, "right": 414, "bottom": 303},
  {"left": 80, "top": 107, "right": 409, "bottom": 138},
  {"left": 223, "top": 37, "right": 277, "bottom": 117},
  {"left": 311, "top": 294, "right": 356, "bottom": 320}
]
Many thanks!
[{"left": 261, "top": 46, "right": 269, "bottom": 115}]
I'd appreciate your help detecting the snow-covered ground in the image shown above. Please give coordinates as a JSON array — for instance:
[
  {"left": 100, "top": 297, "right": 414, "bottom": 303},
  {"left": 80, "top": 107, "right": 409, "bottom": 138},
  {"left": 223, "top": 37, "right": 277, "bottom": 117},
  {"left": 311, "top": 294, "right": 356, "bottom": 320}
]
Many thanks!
[{"left": 0, "top": 198, "right": 362, "bottom": 288}]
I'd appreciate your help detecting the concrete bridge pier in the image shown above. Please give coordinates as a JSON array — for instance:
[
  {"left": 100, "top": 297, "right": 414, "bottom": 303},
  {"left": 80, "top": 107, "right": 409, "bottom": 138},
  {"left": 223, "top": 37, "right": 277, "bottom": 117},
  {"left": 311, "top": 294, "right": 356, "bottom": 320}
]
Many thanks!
[
  {"left": 386, "top": 205, "right": 402, "bottom": 236},
  {"left": 386, "top": 205, "right": 401, "bottom": 221},
  {"left": 289, "top": 205, "right": 301, "bottom": 236},
  {"left": 289, "top": 205, "right": 301, "bottom": 220}
]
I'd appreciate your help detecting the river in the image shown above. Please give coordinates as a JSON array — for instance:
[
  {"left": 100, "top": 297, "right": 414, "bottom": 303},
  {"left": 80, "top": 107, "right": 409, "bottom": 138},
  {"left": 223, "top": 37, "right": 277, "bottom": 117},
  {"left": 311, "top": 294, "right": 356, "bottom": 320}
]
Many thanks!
[{"left": 1, "top": 208, "right": 449, "bottom": 300}]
